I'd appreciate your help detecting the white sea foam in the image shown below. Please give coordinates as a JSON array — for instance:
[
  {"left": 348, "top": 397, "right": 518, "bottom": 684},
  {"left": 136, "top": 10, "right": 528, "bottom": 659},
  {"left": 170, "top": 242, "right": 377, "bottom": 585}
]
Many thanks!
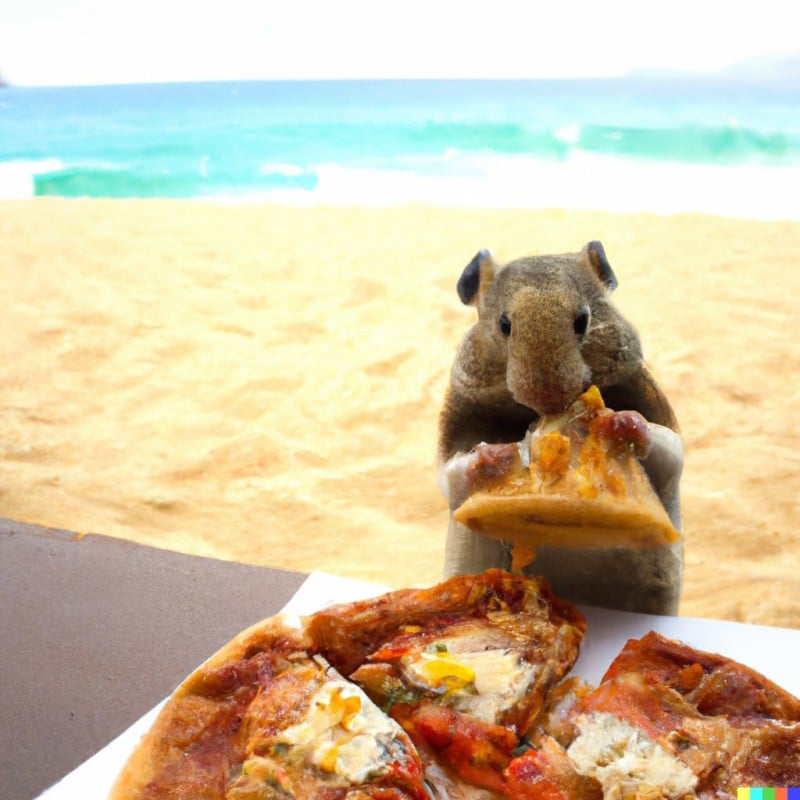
[{"left": 259, "top": 162, "right": 309, "bottom": 177}]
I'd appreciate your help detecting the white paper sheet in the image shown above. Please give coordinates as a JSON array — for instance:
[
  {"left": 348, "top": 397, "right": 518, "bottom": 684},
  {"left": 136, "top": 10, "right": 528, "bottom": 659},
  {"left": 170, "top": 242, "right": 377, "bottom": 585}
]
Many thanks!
[{"left": 37, "top": 571, "right": 800, "bottom": 800}]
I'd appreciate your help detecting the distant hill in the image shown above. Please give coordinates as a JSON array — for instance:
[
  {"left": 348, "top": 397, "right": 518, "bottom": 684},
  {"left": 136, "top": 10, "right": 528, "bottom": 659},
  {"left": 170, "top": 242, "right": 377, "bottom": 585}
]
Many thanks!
[
  {"left": 722, "top": 53, "right": 800, "bottom": 82},
  {"left": 627, "top": 53, "right": 800, "bottom": 83}
]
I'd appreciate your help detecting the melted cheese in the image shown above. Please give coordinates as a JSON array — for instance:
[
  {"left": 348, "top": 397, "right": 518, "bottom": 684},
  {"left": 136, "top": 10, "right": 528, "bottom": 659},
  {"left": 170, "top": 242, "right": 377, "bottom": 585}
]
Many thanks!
[
  {"left": 404, "top": 646, "right": 537, "bottom": 723},
  {"left": 275, "top": 678, "right": 407, "bottom": 784},
  {"left": 567, "top": 712, "right": 698, "bottom": 800}
]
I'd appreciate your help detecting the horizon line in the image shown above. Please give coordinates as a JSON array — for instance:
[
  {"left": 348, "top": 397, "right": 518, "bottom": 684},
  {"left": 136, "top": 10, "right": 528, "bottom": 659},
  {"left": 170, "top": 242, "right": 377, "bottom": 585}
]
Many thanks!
[{"left": 4, "top": 70, "right": 798, "bottom": 90}]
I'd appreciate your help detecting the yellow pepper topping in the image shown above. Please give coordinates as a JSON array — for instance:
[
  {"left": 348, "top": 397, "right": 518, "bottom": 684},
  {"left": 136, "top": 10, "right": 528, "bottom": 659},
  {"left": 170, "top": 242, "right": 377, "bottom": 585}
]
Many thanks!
[
  {"left": 328, "top": 687, "right": 362, "bottom": 729},
  {"left": 537, "top": 431, "right": 571, "bottom": 481},
  {"left": 419, "top": 655, "right": 476, "bottom": 690},
  {"left": 319, "top": 744, "right": 340, "bottom": 773}
]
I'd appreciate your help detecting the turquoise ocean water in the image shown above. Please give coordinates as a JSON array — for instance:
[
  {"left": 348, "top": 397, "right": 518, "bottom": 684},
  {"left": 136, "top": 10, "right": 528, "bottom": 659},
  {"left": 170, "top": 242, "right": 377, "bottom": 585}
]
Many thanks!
[{"left": 1, "top": 78, "right": 799, "bottom": 216}]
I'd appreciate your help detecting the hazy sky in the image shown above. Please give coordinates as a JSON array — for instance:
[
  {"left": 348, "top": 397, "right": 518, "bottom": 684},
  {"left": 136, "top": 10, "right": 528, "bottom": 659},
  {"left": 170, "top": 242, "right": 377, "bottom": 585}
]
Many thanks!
[{"left": 2, "top": 0, "right": 799, "bottom": 86}]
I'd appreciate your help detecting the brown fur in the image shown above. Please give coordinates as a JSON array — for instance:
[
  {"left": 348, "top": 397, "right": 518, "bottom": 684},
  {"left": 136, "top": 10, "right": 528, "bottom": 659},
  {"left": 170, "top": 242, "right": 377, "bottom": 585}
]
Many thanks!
[{"left": 439, "top": 241, "right": 678, "bottom": 462}]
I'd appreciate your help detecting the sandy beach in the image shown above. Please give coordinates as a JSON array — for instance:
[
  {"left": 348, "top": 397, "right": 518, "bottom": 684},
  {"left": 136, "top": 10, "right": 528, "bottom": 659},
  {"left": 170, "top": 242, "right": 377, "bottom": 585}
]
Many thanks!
[{"left": 1, "top": 198, "right": 798, "bottom": 627}]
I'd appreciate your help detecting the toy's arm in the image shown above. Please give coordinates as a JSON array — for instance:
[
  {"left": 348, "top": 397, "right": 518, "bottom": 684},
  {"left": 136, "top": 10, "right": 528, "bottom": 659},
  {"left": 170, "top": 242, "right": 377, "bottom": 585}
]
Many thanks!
[{"left": 639, "top": 423, "right": 683, "bottom": 531}]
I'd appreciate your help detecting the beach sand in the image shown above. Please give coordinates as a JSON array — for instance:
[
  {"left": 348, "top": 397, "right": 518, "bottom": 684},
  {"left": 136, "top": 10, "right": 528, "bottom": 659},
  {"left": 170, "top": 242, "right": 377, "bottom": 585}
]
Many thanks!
[{"left": 1, "top": 198, "right": 798, "bottom": 627}]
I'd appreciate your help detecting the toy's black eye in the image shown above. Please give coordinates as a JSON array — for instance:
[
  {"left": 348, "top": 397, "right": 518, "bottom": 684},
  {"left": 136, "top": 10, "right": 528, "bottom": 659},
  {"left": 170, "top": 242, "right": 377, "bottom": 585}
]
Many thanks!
[
  {"left": 499, "top": 311, "right": 512, "bottom": 337},
  {"left": 573, "top": 305, "right": 591, "bottom": 338}
]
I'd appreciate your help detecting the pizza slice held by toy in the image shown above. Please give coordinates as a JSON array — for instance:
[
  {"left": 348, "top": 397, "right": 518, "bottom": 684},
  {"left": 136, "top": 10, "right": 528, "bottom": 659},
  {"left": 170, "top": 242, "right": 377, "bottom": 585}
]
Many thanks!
[{"left": 452, "top": 386, "right": 680, "bottom": 550}]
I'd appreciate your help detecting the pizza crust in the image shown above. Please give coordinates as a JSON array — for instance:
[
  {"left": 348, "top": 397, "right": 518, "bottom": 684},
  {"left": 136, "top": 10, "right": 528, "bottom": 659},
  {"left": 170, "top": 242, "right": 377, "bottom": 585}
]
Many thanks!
[
  {"left": 109, "top": 615, "right": 312, "bottom": 800},
  {"left": 454, "top": 492, "right": 678, "bottom": 549}
]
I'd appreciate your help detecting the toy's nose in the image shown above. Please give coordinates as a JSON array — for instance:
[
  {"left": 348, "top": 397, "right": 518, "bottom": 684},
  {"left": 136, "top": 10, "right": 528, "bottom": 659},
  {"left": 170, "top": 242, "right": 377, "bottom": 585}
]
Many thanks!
[
  {"left": 512, "top": 383, "right": 585, "bottom": 416},
  {"left": 508, "top": 361, "right": 591, "bottom": 416}
]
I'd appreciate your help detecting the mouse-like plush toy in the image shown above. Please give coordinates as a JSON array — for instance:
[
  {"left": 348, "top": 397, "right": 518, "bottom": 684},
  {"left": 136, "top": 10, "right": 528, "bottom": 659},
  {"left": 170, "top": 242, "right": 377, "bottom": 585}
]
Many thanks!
[{"left": 438, "top": 241, "right": 684, "bottom": 614}]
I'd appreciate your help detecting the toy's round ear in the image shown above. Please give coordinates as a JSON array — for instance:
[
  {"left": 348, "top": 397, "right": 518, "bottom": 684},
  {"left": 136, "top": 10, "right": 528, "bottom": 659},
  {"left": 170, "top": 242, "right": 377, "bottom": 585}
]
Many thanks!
[
  {"left": 582, "top": 240, "right": 618, "bottom": 291},
  {"left": 457, "top": 249, "right": 496, "bottom": 307}
]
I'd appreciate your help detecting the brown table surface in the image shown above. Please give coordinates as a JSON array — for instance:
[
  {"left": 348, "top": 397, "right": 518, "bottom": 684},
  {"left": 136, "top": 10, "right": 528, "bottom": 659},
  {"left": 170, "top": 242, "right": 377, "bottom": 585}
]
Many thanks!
[{"left": 1, "top": 519, "right": 307, "bottom": 800}]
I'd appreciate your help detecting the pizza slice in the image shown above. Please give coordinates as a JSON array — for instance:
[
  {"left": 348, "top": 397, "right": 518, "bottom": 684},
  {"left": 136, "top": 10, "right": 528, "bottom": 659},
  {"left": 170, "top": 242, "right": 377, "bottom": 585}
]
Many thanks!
[
  {"left": 307, "top": 570, "right": 587, "bottom": 798},
  {"left": 110, "top": 616, "right": 429, "bottom": 800},
  {"left": 563, "top": 631, "right": 800, "bottom": 798},
  {"left": 452, "top": 386, "right": 680, "bottom": 554},
  {"left": 307, "top": 570, "right": 586, "bottom": 732}
]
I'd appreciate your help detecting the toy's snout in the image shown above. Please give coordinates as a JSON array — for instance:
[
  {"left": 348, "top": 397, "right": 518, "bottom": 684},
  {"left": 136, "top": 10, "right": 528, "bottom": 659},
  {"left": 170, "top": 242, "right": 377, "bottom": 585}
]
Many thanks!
[{"left": 503, "top": 287, "right": 591, "bottom": 415}]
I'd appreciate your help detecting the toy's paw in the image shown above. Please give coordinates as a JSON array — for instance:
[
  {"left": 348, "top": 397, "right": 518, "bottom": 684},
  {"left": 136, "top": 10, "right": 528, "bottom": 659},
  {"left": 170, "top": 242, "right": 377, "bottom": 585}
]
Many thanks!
[{"left": 438, "top": 442, "right": 522, "bottom": 511}]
